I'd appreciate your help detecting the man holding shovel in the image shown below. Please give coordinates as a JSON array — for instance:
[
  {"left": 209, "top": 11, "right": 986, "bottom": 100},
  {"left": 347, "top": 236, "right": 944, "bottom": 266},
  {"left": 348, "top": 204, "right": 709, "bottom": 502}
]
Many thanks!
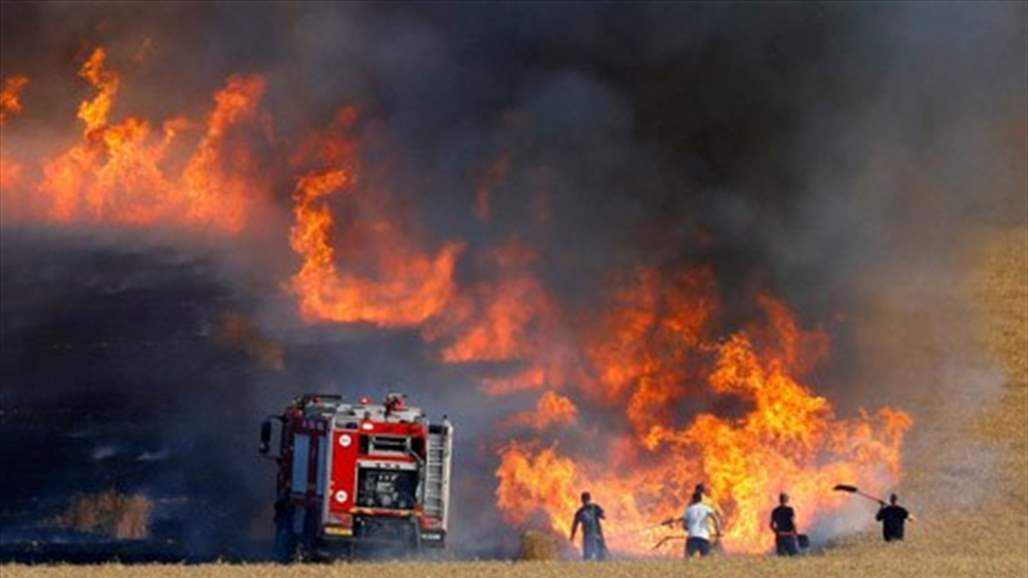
[
  {"left": 876, "top": 493, "right": 914, "bottom": 542},
  {"left": 834, "top": 485, "right": 915, "bottom": 542}
]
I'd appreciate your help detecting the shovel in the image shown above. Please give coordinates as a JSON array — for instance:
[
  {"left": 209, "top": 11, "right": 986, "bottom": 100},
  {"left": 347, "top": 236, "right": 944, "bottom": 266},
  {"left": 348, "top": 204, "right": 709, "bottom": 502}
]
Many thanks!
[
  {"left": 651, "top": 535, "right": 685, "bottom": 551},
  {"left": 833, "top": 484, "right": 885, "bottom": 505}
]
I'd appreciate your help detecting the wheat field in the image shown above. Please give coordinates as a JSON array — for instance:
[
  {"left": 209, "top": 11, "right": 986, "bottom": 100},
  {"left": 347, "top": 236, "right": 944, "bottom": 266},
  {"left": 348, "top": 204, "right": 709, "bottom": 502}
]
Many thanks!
[{"left": 4, "top": 227, "right": 1025, "bottom": 578}]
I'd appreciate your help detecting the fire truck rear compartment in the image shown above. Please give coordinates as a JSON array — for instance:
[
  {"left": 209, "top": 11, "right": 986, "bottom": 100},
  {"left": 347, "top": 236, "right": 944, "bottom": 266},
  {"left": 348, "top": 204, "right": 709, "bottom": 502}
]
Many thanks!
[{"left": 356, "top": 468, "right": 417, "bottom": 509}]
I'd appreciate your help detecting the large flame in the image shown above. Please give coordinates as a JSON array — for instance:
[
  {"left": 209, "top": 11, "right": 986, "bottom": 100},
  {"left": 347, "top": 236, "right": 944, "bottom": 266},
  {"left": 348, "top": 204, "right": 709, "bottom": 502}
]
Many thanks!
[
  {"left": 287, "top": 107, "right": 463, "bottom": 327},
  {"left": 4, "top": 47, "right": 266, "bottom": 232},
  {"left": 492, "top": 269, "right": 912, "bottom": 555}
]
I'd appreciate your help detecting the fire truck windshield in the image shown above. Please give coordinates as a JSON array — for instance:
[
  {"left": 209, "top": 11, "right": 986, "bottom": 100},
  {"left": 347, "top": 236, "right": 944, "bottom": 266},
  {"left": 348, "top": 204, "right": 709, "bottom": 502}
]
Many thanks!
[{"left": 356, "top": 468, "right": 418, "bottom": 510}]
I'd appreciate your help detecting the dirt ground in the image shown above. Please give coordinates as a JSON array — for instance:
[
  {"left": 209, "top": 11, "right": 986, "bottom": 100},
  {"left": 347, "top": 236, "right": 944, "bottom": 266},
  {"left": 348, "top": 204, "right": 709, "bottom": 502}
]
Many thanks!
[{"left": 4, "top": 228, "right": 1025, "bottom": 577}]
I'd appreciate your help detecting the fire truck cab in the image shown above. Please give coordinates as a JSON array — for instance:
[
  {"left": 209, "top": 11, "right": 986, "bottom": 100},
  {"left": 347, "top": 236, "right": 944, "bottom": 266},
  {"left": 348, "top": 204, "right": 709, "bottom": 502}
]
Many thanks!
[{"left": 259, "top": 393, "right": 452, "bottom": 560}]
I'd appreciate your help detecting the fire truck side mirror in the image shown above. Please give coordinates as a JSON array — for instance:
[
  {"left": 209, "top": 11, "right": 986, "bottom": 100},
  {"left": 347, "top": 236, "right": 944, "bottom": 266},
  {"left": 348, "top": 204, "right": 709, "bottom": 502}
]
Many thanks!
[
  {"left": 260, "top": 416, "right": 286, "bottom": 459},
  {"left": 259, "top": 420, "right": 272, "bottom": 455}
]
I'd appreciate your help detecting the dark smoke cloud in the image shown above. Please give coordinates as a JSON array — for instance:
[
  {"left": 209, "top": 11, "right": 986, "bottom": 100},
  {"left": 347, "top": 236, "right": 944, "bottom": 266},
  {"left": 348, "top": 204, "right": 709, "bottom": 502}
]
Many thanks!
[{"left": 2, "top": 0, "right": 1024, "bottom": 558}]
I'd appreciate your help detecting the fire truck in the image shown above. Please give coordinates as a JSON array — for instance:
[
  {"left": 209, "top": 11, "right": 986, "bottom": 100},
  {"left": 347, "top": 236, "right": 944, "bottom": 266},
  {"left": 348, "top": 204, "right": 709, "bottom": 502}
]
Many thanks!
[{"left": 259, "top": 393, "right": 453, "bottom": 560}]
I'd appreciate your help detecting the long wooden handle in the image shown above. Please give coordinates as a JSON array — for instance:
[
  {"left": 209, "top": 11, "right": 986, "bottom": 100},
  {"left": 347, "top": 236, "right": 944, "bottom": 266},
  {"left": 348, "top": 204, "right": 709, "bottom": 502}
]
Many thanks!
[{"left": 857, "top": 490, "right": 886, "bottom": 504}]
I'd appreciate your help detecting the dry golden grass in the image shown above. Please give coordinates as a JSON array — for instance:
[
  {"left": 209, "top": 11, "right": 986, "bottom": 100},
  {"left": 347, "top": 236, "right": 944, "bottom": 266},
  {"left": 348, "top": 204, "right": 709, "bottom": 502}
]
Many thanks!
[
  {"left": 1, "top": 553, "right": 1024, "bottom": 578},
  {"left": 46, "top": 490, "right": 153, "bottom": 540},
  {"left": 5, "top": 227, "right": 1026, "bottom": 577},
  {"left": 964, "top": 226, "right": 1028, "bottom": 563},
  {"left": 516, "top": 530, "right": 560, "bottom": 560}
]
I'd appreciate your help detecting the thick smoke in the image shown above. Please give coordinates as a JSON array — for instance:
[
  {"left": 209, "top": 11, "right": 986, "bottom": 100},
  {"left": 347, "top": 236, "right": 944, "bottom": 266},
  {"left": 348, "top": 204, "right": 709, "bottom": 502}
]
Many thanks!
[{"left": 1, "top": 1, "right": 1024, "bottom": 558}]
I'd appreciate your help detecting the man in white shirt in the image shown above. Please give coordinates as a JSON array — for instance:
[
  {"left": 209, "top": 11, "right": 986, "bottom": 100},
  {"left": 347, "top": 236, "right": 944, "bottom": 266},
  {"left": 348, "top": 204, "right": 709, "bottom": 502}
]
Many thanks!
[{"left": 682, "top": 490, "right": 721, "bottom": 558}]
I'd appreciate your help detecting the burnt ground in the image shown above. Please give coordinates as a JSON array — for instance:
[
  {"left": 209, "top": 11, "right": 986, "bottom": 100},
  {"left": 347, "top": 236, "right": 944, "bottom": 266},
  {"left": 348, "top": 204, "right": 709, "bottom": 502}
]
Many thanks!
[
  {"left": 0, "top": 233, "right": 504, "bottom": 563},
  {"left": 0, "top": 234, "right": 277, "bottom": 562}
]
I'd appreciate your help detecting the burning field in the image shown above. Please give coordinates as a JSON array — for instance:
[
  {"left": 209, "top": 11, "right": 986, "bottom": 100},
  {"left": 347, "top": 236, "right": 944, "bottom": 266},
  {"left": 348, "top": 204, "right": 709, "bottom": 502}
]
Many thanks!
[{"left": 1, "top": 1, "right": 1025, "bottom": 574}]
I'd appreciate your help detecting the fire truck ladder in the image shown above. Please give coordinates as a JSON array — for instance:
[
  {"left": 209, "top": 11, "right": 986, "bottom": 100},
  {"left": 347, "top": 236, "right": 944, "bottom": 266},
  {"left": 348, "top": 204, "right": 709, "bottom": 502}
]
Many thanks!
[{"left": 424, "top": 420, "right": 452, "bottom": 530}]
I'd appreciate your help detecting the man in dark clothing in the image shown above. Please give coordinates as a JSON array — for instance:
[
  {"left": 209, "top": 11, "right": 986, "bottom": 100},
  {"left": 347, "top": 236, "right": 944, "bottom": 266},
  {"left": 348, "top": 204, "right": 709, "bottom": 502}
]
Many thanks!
[
  {"left": 769, "top": 492, "right": 799, "bottom": 556},
  {"left": 570, "top": 491, "right": 607, "bottom": 560},
  {"left": 876, "top": 493, "right": 913, "bottom": 542}
]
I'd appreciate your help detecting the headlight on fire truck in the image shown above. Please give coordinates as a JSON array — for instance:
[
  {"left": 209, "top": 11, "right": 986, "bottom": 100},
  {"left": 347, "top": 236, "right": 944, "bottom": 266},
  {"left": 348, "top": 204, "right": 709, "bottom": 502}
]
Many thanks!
[
  {"left": 420, "top": 516, "right": 442, "bottom": 529},
  {"left": 325, "top": 512, "right": 353, "bottom": 528},
  {"left": 334, "top": 490, "right": 348, "bottom": 503}
]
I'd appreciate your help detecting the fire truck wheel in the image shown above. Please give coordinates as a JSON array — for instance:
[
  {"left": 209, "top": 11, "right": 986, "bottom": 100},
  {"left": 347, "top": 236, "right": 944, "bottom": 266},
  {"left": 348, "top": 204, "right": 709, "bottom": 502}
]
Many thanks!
[
  {"left": 297, "top": 511, "right": 322, "bottom": 562},
  {"left": 273, "top": 522, "right": 297, "bottom": 562}
]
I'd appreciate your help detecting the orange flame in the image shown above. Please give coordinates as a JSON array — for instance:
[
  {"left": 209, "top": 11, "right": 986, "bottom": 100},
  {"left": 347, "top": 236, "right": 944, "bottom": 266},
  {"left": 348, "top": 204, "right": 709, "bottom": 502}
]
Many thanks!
[
  {"left": 439, "top": 276, "right": 547, "bottom": 362},
  {"left": 429, "top": 242, "right": 551, "bottom": 363},
  {"left": 287, "top": 109, "right": 463, "bottom": 327},
  {"left": 493, "top": 269, "right": 912, "bottom": 555},
  {"left": 426, "top": 239, "right": 588, "bottom": 400},
  {"left": 0, "top": 74, "right": 29, "bottom": 125},
  {"left": 4, "top": 46, "right": 266, "bottom": 232},
  {"left": 77, "top": 48, "right": 119, "bottom": 136},
  {"left": 1, "top": 75, "right": 30, "bottom": 195},
  {"left": 181, "top": 74, "right": 266, "bottom": 232},
  {"left": 503, "top": 391, "right": 579, "bottom": 430},
  {"left": 0, "top": 155, "right": 22, "bottom": 192}
]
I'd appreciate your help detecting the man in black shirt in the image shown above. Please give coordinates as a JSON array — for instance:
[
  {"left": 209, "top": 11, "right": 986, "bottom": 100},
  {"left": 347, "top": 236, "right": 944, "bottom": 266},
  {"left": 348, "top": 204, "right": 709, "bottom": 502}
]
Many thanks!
[
  {"left": 570, "top": 491, "right": 607, "bottom": 560},
  {"left": 876, "top": 493, "right": 913, "bottom": 542},
  {"left": 769, "top": 492, "right": 799, "bottom": 556}
]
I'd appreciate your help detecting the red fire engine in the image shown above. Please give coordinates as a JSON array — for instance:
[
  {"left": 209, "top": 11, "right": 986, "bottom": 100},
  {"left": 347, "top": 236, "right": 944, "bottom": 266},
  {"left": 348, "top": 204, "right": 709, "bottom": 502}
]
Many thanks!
[{"left": 259, "top": 393, "right": 453, "bottom": 560}]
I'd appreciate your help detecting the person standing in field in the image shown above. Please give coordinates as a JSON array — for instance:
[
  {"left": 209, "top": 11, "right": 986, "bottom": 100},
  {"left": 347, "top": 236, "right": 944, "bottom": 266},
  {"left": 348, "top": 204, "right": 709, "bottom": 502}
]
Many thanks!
[
  {"left": 876, "top": 493, "right": 914, "bottom": 542},
  {"left": 693, "top": 483, "right": 724, "bottom": 547},
  {"left": 769, "top": 492, "right": 799, "bottom": 556},
  {"left": 569, "top": 491, "right": 607, "bottom": 560},
  {"left": 683, "top": 490, "right": 721, "bottom": 558}
]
